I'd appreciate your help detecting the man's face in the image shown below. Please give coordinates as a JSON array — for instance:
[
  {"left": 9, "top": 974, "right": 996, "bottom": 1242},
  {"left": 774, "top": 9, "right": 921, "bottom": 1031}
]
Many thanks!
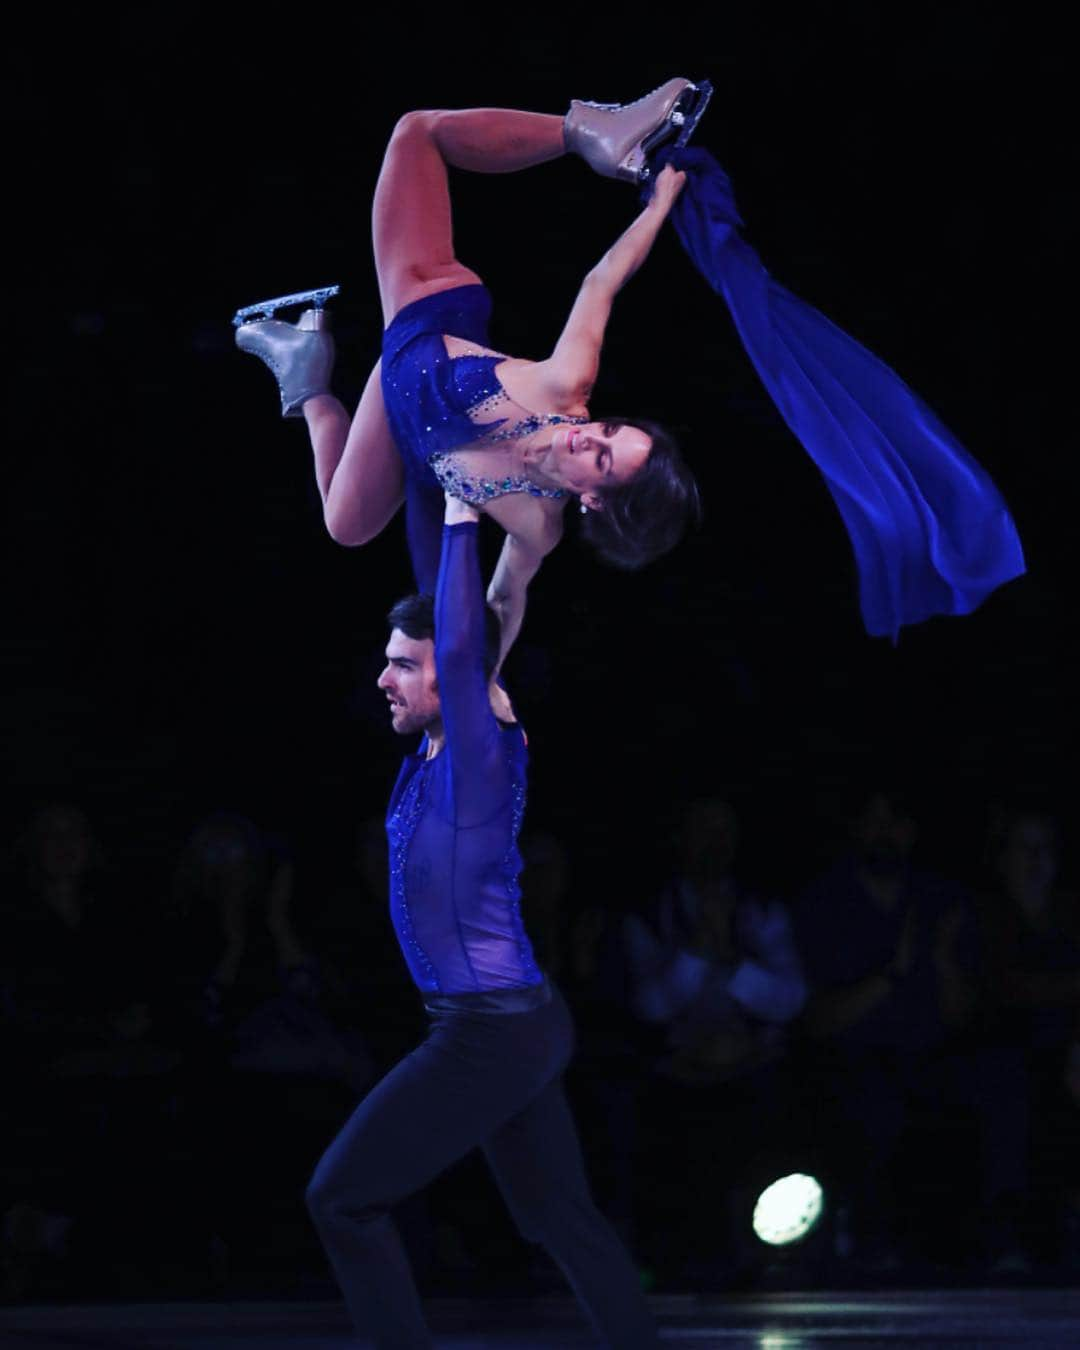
[{"left": 376, "top": 629, "right": 441, "bottom": 736}]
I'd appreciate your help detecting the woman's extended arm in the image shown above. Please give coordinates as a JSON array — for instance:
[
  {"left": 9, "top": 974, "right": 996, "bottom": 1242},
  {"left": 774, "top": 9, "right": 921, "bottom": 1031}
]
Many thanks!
[
  {"left": 543, "top": 166, "right": 686, "bottom": 399},
  {"left": 486, "top": 522, "right": 560, "bottom": 673}
]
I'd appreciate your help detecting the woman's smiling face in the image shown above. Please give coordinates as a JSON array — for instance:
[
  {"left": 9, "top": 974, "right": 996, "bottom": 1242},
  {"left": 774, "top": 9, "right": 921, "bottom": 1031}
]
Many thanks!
[{"left": 539, "top": 421, "right": 652, "bottom": 506}]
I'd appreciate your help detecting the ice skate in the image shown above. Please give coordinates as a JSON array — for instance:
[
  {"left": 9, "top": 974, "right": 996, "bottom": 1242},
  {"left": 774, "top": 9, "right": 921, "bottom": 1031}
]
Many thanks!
[
  {"left": 233, "top": 286, "right": 339, "bottom": 418},
  {"left": 232, "top": 284, "right": 340, "bottom": 326},
  {"left": 564, "top": 77, "right": 713, "bottom": 185}
]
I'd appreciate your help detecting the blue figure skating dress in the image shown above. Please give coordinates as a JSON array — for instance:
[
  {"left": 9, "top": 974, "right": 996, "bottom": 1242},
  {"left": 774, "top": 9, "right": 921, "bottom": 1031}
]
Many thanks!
[{"left": 381, "top": 284, "right": 583, "bottom": 593}]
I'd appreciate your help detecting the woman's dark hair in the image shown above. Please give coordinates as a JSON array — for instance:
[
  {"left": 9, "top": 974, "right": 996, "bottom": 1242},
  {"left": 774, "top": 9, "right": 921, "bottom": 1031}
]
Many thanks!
[
  {"left": 387, "top": 593, "right": 501, "bottom": 679},
  {"left": 579, "top": 417, "right": 702, "bottom": 570}
]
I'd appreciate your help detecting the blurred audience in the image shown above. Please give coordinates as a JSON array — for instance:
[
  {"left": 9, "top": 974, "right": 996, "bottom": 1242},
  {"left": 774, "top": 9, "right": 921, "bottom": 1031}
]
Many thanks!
[
  {"left": 973, "top": 806, "right": 1080, "bottom": 1268},
  {"left": 152, "top": 813, "right": 378, "bottom": 1280},
  {"left": 790, "top": 786, "right": 981, "bottom": 1268},
  {"left": 1, "top": 803, "right": 172, "bottom": 1299},
  {"left": 626, "top": 800, "right": 806, "bottom": 1078},
  {"left": 524, "top": 829, "right": 649, "bottom": 1256},
  {"left": 160, "top": 814, "right": 373, "bottom": 1082},
  {"left": 3, "top": 785, "right": 1075, "bottom": 1298},
  {"left": 2, "top": 803, "right": 147, "bottom": 1063},
  {"left": 623, "top": 797, "right": 807, "bottom": 1278},
  {"left": 308, "top": 816, "right": 422, "bottom": 1070}
]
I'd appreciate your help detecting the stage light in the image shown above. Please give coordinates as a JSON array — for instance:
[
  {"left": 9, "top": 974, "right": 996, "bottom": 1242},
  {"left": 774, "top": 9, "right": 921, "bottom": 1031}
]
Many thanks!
[{"left": 752, "top": 1172, "right": 824, "bottom": 1246}]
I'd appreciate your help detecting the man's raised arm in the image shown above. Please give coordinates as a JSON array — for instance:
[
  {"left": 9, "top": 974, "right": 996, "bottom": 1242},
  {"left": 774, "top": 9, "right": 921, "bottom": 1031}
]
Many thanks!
[{"left": 434, "top": 495, "right": 507, "bottom": 824}]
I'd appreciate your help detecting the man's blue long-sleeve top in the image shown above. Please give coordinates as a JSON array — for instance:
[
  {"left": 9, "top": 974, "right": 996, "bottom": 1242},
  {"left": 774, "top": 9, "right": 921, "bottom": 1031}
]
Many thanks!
[{"left": 385, "top": 522, "right": 544, "bottom": 995}]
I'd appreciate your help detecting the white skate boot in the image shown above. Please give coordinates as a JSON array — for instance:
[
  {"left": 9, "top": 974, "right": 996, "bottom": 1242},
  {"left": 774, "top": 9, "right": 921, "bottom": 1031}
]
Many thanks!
[{"left": 233, "top": 285, "right": 339, "bottom": 418}]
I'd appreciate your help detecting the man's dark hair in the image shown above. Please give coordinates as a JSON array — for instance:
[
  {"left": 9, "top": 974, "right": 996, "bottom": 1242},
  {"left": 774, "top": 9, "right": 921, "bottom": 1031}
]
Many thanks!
[
  {"left": 387, "top": 593, "right": 436, "bottom": 644},
  {"left": 387, "top": 593, "right": 501, "bottom": 679},
  {"left": 579, "top": 417, "right": 702, "bottom": 570}
]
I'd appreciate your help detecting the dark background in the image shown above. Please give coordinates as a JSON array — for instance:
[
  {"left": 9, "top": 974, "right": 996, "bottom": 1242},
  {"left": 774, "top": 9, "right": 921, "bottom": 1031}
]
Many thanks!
[
  {"left": 5, "top": 14, "right": 1072, "bottom": 993},
  {"left": 2, "top": 1, "right": 1077, "bottom": 1307}
]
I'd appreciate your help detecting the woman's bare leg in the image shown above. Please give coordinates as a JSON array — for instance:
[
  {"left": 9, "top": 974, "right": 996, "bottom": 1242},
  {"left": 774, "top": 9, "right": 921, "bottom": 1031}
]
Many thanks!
[
  {"left": 373, "top": 108, "right": 566, "bottom": 323},
  {"left": 310, "top": 107, "right": 566, "bottom": 547},
  {"left": 304, "top": 363, "right": 403, "bottom": 546}
]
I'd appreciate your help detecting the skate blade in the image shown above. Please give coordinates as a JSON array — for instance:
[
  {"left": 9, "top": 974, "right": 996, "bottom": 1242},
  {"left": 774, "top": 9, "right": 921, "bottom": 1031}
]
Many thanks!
[
  {"left": 636, "top": 80, "right": 713, "bottom": 181},
  {"left": 232, "top": 284, "right": 340, "bottom": 328},
  {"left": 674, "top": 80, "right": 713, "bottom": 148}
]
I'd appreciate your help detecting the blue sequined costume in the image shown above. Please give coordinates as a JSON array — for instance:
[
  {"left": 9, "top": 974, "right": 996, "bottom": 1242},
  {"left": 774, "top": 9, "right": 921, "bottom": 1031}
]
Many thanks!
[
  {"left": 381, "top": 284, "right": 583, "bottom": 593},
  {"left": 385, "top": 519, "right": 544, "bottom": 997}
]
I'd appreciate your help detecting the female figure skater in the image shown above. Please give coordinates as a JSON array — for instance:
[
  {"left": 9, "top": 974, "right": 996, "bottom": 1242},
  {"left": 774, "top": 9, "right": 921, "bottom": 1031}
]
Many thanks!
[{"left": 235, "top": 80, "right": 709, "bottom": 664}]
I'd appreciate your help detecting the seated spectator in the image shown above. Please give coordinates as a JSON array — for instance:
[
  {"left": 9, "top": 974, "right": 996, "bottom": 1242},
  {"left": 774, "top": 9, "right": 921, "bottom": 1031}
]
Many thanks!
[
  {"left": 974, "top": 806, "right": 1080, "bottom": 1268},
  {"left": 523, "top": 828, "right": 648, "bottom": 1255},
  {"left": 1, "top": 802, "right": 174, "bottom": 1299},
  {"left": 622, "top": 797, "right": 807, "bottom": 1279},
  {"left": 625, "top": 798, "right": 806, "bottom": 1084},
  {"left": 153, "top": 814, "right": 376, "bottom": 1285},
  {"left": 980, "top": 808, "right": 1079, "bottom": 1046},
  {"left": 301, "top": 815, "right": 423, "bottom": 1071},
  {"left": 2, "top": 803, "right": 142, "bottom": 1064},
  {"left": 790, "top": 786, "right": 980, "bottom": 1268},
  {"left": 161, "top": 813, "right": 368, "bottom": 1081},
  {"left": 521, "top": 828, "right": 638, "bottom": 1041}
]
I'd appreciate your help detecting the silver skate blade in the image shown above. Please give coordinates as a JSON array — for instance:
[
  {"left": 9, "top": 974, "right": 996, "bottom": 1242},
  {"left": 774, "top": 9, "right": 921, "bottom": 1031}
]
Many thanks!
[
  {"left": 674, "top": 80, "right": 713, "bottom": 148},
  {"left": 231, "top": 284, "right": 340, "bottom": 328},
  {"left": 638, "top": 80, "right": 712, "bottom": 169},
  {"left": 633, "top": 80, "right": 714, "bottom": 183}
]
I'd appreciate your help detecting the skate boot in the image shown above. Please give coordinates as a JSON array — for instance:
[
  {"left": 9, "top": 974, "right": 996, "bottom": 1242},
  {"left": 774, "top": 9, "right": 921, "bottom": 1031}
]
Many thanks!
[
  {"left": 233, "top": 285, "right": 340, "bottom": 418},
  {"left": 564, "top": 77, "right": 713, "bottom": 185}
]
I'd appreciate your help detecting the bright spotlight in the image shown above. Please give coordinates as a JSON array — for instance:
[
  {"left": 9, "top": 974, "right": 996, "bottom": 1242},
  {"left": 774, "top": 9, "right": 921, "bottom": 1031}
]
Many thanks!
[{"left": 752, "top": 1172, "right": 824, "bottom": 1246}]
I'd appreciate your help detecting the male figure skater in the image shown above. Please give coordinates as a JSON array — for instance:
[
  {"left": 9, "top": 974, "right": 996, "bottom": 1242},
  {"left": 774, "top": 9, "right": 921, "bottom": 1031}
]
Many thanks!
[{"left": 305, "top": 492, "right": 658, "bottom": 1348}]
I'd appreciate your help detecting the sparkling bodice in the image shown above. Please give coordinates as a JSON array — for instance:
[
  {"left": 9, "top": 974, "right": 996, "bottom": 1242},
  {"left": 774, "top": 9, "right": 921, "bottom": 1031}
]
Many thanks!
[
  {"left": 427, "top": 336, "right": 586, "bottom": 505},
  {"left": 380, "top": 283, "right": 582, "bottom": 590}
]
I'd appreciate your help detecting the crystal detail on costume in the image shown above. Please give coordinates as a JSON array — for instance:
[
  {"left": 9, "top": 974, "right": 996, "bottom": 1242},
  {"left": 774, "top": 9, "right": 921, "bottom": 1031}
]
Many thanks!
[
  {"left": 428, "top": 403, "right": 586, "bottom": 506},
  {"left": 503, "top": 771, "right": 533, "bottom": 975},
  {"left": 380, "top": 284, "right": 586, "bottom": 588},
  {"left": 384, "top": 524, "right": 544, "bottom": 995},
  {"left": 387, "top": 761, "right": 440, "bottom": 992},
  {"left": 475, "top": 410, "right": 587, "bottom": 445},
  {"left": 429, "top": 451, "right": 571, "bottom": 505},
  {"left": 462, "top": 390, "right": 507, "bottom": 419}
]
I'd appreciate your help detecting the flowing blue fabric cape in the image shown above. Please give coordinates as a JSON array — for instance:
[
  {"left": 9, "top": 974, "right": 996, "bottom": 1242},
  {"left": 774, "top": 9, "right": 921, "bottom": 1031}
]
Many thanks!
[{"left": 646, "top": 146, "right": 1025, "bottom": 639}]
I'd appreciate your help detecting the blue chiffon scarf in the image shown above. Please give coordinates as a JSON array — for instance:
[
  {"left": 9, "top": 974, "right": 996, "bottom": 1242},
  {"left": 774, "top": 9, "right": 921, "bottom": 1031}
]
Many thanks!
[{"left": 645, "top": 145, "right": 1025, "bottom": 639}]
